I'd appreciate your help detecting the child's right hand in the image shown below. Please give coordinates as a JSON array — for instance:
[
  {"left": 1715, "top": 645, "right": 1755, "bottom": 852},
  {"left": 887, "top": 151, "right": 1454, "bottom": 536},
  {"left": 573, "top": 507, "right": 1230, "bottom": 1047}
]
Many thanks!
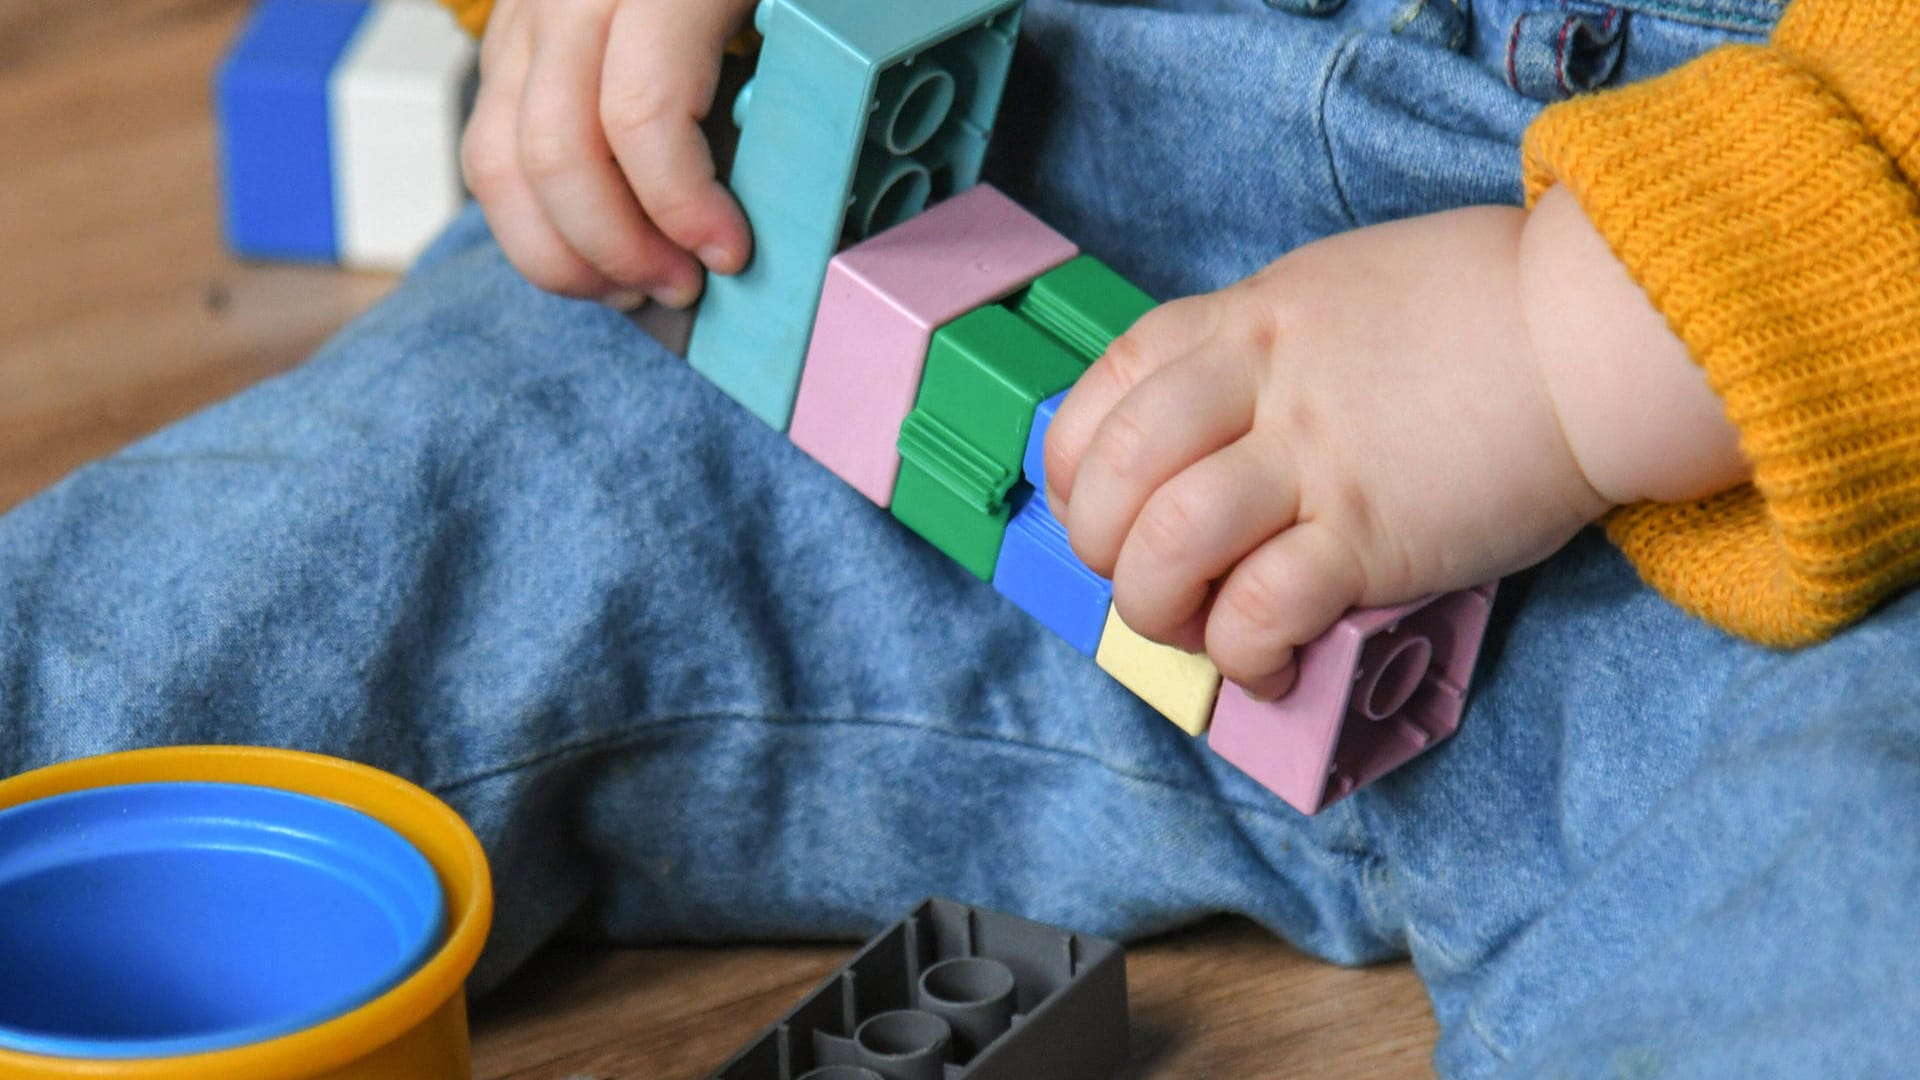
[{"left": 461, "top": 0, "right": 757, "bottom": 309}]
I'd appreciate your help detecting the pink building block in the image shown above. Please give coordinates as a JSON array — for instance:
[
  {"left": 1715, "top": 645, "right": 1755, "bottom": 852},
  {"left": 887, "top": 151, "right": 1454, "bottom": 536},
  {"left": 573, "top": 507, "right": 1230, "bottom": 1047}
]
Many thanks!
[
  {"left": 1207, "top": 586, "right": 1498, "bottom": 816},
  {"left": 787, "top": 184, "right": 1078, "bottom": 506}
]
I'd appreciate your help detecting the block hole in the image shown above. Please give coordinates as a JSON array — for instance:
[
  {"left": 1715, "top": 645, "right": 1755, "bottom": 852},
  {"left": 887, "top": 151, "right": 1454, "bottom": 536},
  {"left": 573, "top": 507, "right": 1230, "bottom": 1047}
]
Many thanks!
[
  {"left": 916, "top": 957, "right": 1017, "bottom": 1061},
  {"left": 1356, "top": 634, "right": 1433, "bottom": 721},
  {"left": 854, "top": 159, "right": 933, "bottom": 238},
  {"left": 873, "top": 64, "right": 957, "bottom": 155},
  {"left": 921, "top": 956, "right": 1015, "bottom": 1008},
  {"left": 855, "top": 1009, "right": 954, "bottom": 1077}
]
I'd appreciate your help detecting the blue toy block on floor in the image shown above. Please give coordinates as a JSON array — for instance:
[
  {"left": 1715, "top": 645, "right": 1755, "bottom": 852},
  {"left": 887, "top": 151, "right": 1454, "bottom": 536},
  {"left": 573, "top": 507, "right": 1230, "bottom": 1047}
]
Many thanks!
[
  {"left": 214, "top": 0, "right": 372, "bottom": 262},
  {"left": 993, "top": 489, "right": 1113, "bottom": 658},
  {"left": 688, "top": 0, "right": 1025, "bottom": 430}
]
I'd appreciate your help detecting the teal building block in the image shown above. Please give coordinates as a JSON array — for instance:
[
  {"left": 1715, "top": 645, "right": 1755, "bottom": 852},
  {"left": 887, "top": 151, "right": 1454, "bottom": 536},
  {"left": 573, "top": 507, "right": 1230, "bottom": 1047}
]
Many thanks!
[{"left": 687, "top": 0, "right": 1024, "bottom": 430}]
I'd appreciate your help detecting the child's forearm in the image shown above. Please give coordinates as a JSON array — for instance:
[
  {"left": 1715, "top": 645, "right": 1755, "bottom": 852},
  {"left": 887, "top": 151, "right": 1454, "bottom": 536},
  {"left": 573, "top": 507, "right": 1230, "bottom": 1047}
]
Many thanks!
[{"left": 1518, "top": 185, "right": 1750, "bottom": 509}]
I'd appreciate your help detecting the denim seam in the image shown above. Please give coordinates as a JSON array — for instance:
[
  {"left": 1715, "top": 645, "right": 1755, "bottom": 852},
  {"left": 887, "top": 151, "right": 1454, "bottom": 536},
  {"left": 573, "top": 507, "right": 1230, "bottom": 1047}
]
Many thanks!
[
  {"left": 1464, "top": 997, "right": 1517, "bottom": 1065},
  {"left": 1504, "top": 15, "right": 1525, "bottom": 92},
  {"left": 1554, "top": 15, "right": 1575, "bottom": 98},
  {"left": 1616, "top": 0, "right": 1776, "bottom": 31},
  {"left": 1313, "top": 32, "right": 1366, "bottom": 231},
  {"left": 430, "top": 708, "right": 1318, "bottom": 828},
  {"left": 1352, "top": 844, "right": 1398, "bottom": 942}
]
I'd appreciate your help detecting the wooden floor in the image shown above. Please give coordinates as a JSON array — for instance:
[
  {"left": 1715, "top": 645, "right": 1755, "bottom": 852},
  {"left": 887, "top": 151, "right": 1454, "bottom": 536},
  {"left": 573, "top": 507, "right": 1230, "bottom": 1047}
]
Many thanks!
[{"left": 0, "top": 3, "right": 1437, "bottom": 1076}]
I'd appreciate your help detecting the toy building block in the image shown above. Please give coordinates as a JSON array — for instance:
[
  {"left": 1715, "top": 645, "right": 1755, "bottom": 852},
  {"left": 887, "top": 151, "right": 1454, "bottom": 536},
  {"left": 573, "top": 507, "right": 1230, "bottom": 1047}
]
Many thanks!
[
  {"left": 711, "top": 897, "right": 1128, "bottom": 1080},
  {"left": 329, "top": 0, "right": 478, "bottom": 270},
  {"left": 1011, "top": 255, "right": 1155, "bottom": 364},
  {"left": 1208, "top": 585, "right": 1497, "bottom": 815},
  {"left": 687, "top": 0, "right": 1025, "bottom": 430},
  {"left": 1021, "top": 390, "right": 1067, "bottom": 492},
  {"left": 788, "top": 185, "right": 1078, "bottom": 507},
  {"left": 892, "top": 305, "right": 1088, "bottom": 579},
  {"left": 1095, "top": 607, "right": 1223, "bottom": 737},
  {"left": 992, "top": 491, "right": 1112, "bottom": 657},
  {"left": 990, "top": 394, "right": 1113, "bottom": 656},
  {"left": 215, "top": 0, "right": 374, "bottom": 262},
  {"left": 215, "top": 0, "right": 475, "bottom": 269}
]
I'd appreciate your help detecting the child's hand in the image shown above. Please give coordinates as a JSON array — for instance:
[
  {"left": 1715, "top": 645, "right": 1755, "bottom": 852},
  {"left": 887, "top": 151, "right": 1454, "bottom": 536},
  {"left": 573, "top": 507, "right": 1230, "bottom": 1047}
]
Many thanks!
[
  {"left": 1044, "top": 192, "right": 1747, "bottom": 699},
  {"left": 461, "top": 0, "right": 757, "bottom": 308}
]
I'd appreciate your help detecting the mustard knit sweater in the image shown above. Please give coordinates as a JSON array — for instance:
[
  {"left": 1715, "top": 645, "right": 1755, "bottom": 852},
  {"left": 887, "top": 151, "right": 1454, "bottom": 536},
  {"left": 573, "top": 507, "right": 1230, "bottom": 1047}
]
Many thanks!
[{"left": 441, "top": 0, "right": 1920, "bottom": 647}]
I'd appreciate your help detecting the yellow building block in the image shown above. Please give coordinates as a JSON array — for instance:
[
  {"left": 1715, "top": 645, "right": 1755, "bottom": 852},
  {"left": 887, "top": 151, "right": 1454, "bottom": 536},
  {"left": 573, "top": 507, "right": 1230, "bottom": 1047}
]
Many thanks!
[{"left": 1095, "top": 606, "right": 1222, "bottom": 736}]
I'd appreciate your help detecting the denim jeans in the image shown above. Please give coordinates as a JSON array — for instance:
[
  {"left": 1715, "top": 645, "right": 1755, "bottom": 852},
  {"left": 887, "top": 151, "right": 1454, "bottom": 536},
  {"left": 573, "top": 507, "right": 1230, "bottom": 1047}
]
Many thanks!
[{"left": 7, "top": 0, "right": 1915, "bottom": 1075}]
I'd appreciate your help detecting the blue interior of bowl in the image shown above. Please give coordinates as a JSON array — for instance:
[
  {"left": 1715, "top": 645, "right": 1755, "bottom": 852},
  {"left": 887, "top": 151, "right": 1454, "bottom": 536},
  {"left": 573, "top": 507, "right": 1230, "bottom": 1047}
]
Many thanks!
[{"left": 0, "top": 781, "right": 445, "bottom": 1059}]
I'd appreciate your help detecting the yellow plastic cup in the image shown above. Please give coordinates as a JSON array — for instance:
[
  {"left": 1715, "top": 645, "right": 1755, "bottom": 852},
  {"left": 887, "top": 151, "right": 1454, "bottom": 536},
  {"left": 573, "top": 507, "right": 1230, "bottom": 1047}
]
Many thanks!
[{"left": 0, "top": 746, "right": 493, "bottom": 1079}]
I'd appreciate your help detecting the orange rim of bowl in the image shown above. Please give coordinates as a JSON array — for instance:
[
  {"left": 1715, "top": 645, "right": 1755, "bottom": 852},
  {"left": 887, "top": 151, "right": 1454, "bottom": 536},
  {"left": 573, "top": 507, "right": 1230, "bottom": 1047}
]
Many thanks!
[{"left": 0, "top": 746, "right": 494, "bottom": 1079}]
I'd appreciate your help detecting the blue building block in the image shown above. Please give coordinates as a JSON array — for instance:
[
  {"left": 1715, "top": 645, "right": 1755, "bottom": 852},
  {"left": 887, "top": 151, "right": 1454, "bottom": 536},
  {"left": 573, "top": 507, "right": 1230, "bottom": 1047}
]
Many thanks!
[
  {"left": 688, "top": 0, "right": 1025, "bottom": 430},
  {"left": 214, "top": 0, "right": 372, "bottom": 262},
  {"left": 993, "top": 489, "right": 1113, "bottom": 658},
  {"left": 1023, "top": 389, "right": 1068, "bottom": 492}
]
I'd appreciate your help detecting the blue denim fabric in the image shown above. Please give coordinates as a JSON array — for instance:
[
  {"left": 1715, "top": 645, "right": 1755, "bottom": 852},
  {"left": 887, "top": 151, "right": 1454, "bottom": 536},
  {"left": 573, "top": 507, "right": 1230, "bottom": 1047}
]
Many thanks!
[{"left": 7, "top": 0, "right": 1914, "bottom": 1075}]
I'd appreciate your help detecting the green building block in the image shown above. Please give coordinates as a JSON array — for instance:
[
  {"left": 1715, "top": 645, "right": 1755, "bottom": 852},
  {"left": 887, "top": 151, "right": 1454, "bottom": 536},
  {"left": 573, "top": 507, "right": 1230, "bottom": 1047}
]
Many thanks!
[
  {"left": 892, "top": 304, "right": 1089, "bottom": 579},
  {"left": 893, "top": 410, "right": 1014, "bottom": 580},
  {"left": 914, "top": 305, "right": 1089, "bottom": 477},
  {"left": 1012, "top": 254, "right": 1157, "bottom": 362}
]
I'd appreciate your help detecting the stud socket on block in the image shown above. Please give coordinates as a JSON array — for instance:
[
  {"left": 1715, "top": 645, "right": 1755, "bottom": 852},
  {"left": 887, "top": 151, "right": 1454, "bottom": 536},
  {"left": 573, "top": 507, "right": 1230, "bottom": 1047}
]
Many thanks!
[
  {"left": 853, "top": 1011, "right": 952, "bottom": 1080},
  {"left": 915, "top": 957, "right": 1017, "bottom": 1061}
]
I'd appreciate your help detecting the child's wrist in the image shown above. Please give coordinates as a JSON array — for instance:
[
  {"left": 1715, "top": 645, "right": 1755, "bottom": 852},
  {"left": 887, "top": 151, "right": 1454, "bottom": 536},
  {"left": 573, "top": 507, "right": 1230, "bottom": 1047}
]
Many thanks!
[{"left": 1516, "top": 186, "right": 1750, "bottom": 507}]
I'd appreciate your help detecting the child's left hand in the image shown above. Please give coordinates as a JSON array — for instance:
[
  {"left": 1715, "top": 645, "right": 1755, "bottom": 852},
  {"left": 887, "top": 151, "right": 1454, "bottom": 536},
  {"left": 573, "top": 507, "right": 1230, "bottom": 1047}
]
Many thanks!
[{"left": 1043, "top": 195, "right": 1744, "bottom": 699}]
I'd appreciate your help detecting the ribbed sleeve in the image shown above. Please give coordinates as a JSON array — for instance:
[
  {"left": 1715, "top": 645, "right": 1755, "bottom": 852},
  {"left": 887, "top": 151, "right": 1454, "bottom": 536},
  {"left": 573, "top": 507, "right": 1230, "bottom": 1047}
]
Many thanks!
[{"left": 1522, "top": 0, "right": 1920, "bottom": 645}]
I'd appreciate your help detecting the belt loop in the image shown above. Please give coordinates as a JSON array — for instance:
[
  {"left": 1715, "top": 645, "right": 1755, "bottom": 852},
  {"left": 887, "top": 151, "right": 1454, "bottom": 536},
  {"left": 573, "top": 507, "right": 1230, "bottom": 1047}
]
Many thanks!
[
  {"left": 1503, "top": 3, "right": 1627, "bottom": 101},
  {"left": 1391, "top": 0, "right": 1472, "bottom": 52}
]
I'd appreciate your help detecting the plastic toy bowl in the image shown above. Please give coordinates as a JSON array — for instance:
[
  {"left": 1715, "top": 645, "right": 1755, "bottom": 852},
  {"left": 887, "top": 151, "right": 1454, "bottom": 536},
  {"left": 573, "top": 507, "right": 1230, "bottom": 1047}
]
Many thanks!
[{"left": 0, "top": 747, "right": 493, "bottom": 1080}]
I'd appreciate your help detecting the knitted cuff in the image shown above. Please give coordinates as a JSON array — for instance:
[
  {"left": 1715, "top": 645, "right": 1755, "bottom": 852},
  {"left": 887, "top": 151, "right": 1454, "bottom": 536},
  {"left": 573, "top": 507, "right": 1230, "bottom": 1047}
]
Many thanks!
[
  {"left": 438, "top": 0, "right": 493, "bottom": 37},
  {"left": 1523, "top": 45, "right": 1920, "bottom": 645}
]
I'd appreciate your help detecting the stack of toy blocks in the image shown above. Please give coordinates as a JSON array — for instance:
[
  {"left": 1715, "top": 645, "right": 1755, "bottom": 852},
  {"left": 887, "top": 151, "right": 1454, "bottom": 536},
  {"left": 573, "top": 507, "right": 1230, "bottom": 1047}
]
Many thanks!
[
  {"left": 679, "top": 0, "right": 1498, "bottom": 817},
  {"left": 215, "top": 0, "right": 476, "bottom": 269}
]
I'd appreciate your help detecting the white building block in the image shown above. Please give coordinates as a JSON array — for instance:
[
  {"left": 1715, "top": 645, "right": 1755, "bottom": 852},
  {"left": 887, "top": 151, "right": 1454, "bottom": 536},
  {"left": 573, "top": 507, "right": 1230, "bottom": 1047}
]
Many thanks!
[{"left": 329, "top": 0, "right": 476, "bottom": 271}]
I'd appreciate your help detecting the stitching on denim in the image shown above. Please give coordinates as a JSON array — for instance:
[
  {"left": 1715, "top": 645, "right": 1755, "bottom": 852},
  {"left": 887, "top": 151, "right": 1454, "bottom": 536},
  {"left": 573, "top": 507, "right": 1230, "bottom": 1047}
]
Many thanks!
[
  {"left": 1314, "top": 33, "right": 1365, "bottom": 230},
  {"left": 1464, "top": 994, "right": 1518, "bottom": 1062},
  {"left": 430, "top": 708, "right": 1319, "bottom": 828},
  {"left": 1389, "top": 0, "right": 1469, "bottom": 52},
  {"left": 1352, "top": 850, "right": 1399, "bottom": 943},
  {"left": 1389, "top": 0, "right": 1426, "bottom": 35},
  {"left": 1615, "top": 0, "right": 1777, "bottom": 31},
  {"left": 1504, "top": 16, "right": 1525, "bottom": 93},
  {"left": 1554, "top": 15, "right": 1575, "bottom": 98}
]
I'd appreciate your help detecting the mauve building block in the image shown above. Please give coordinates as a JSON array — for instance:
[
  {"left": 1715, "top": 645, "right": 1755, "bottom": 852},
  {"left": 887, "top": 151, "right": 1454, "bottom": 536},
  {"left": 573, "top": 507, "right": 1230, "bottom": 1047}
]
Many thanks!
[
  {"left": 1208, "top": 585, "right": 1497, "bottom": 815},
  {"left": 789, "top": 184, "right": 1078, "bottom": 507}
]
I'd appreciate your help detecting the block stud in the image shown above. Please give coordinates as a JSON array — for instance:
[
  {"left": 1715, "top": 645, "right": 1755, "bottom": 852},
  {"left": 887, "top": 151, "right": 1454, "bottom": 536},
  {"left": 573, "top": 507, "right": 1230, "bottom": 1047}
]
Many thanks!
[
  {"left": 916, "top": 956, "right": 1017, "bottom": 1062},
  {"left": 854, "top": 1010, "right": 952, "bottom": 1080},
  {"left": 871, "top": 62, "right": 957, "bottom": 155}
]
